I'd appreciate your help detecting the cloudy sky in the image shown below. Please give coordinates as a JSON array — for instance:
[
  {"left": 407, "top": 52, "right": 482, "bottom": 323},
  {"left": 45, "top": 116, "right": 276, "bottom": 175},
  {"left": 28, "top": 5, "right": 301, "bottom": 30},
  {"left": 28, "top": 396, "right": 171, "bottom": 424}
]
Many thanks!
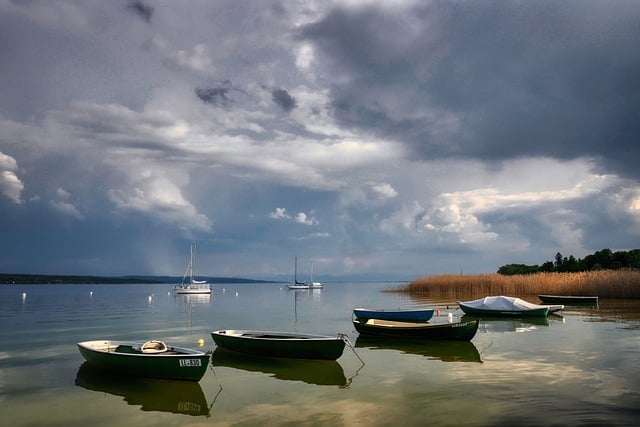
[{"left": 1, "top": 0, "right": 639, "bottom": 281}]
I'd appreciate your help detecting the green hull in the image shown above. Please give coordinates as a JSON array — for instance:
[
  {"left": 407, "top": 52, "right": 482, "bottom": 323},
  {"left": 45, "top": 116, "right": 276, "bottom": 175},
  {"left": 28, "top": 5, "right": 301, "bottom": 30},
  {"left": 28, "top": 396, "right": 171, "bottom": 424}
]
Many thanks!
[
  {"left": 353, "top": 318, "right": 479, "bottom": 341},
  {"left": 211, "top": 330, "right": 346, "bottom": 360},
  {"left": 77, "top": 340, "right": 210, "bottom": 381}
]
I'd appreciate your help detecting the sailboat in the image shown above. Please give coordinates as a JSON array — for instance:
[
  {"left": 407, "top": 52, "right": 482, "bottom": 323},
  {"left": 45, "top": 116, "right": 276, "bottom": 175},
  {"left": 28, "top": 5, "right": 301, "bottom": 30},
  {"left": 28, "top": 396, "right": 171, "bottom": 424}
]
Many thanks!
[
  {"left": 286, "top": 257, "right": 323, "bottom": 290},
  {"left": 173, "top": 244, "right": 212, "bottom": 294},
  {"left": 306, "top": 262, "right": 323, "bottom": 289}
]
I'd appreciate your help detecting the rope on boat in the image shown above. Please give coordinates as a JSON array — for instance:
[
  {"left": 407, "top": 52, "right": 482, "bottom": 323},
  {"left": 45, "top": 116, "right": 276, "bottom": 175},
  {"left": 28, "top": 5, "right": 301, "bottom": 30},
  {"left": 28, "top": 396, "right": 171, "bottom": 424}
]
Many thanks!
[
  {"left": 338, "top": 333, "right": 365, "bottom": 388},
  {"left": 209, "top": 358, "right": 223, "bottom": 390},
  {"left": 338, "top": 333, "right": 365, "bottom": 365}
]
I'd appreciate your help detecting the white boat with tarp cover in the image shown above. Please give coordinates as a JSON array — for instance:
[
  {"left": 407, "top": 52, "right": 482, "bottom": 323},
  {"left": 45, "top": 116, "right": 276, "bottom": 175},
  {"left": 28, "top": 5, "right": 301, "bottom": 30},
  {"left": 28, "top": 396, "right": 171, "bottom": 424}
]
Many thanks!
[{"left": 458, "top": 295, "right": 562, "bottom": 317}]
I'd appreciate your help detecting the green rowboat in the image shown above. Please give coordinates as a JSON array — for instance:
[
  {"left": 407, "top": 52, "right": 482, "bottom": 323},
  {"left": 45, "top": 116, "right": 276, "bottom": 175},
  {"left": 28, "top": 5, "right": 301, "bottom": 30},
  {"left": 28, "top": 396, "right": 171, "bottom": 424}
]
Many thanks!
[
  {"left": 77, "top": 340, "right": 210, "bottom": 381},
  {"left": 210, "top": 330, "right": 347, "bottom": 360}
]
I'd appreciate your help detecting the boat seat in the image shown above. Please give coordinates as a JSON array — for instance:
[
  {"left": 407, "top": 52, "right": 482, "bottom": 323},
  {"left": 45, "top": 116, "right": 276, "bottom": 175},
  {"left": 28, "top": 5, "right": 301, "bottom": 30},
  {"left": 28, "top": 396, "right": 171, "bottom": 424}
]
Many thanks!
[{"left": 138, "top": 340, "right": 168, "bottom": 354}]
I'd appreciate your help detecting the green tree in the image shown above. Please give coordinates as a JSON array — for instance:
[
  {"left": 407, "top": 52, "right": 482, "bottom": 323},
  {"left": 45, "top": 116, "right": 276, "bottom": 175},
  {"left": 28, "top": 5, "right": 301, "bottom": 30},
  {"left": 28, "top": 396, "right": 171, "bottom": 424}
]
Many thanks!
[
  {"left": 540, "top": 261, "right": 555, "bottom": 272},
  {"left": 554, "top": 252, "right": 563, "bottom": 269}
]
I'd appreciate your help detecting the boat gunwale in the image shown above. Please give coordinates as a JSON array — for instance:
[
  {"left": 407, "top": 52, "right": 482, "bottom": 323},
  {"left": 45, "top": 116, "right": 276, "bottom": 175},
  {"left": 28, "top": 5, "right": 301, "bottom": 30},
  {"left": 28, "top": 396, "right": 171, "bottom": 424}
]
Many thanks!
[
  {"left": 77, "top": 340, "right": 208, "bottom": 357},
  {"left": 457, "top": 304, "right": 550, "bottom": 316},
  {"left": 354, "top": 318, "right": 478, "bottom": 330},
  {"left": 353, "top": 308, "right": 435, "bottom": 313},
  {"left": 211, "top": 330, "right": 342, "bottom": 342}
]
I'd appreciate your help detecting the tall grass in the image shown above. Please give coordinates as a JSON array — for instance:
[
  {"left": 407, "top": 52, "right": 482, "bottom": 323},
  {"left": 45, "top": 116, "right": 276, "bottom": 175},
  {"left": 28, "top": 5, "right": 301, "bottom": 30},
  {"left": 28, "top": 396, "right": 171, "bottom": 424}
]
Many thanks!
[{"left": 399, "top": 270, "right": 640, "bottom": 299}]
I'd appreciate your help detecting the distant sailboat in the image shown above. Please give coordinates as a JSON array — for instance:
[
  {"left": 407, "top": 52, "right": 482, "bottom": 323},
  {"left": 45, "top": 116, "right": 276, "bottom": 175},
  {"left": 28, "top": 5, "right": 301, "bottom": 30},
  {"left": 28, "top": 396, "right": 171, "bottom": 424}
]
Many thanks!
[
  {"left": 287, "top": 257, "right": 323, "bottom": 290},
  {"left": 173, "top": 244, "right": 211, "bottom": 294},
  {"left": 306, "top": 262, "right": 323, "bottom": 289},
  {"left": 287, "top": 256, "right": 309, "bottom": 290}
]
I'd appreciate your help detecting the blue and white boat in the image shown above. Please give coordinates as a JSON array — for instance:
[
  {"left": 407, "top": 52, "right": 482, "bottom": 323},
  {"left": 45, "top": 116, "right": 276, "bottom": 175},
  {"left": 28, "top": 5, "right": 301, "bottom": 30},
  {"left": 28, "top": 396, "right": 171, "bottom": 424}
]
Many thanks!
[{"left": 353, "top": 308, "right": 435, "bottom": 322}]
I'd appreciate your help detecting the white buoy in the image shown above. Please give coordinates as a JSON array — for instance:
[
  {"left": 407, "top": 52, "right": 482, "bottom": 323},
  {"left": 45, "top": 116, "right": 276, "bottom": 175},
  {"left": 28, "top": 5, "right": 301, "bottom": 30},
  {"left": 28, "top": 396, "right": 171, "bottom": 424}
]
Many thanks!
[
  {"left": 22, "top": 292, "right": 26, "bottom": 301},
  {"left": 448, "top": 312, "right": 453, "bottom": 323},
  {"left": 89, "top": 291, "right": 93, "bottom": 296}
]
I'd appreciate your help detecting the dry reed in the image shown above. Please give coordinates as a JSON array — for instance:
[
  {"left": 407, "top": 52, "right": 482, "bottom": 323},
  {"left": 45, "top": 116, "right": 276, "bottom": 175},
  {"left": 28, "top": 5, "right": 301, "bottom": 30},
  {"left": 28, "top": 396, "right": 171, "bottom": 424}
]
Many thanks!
[{"left": 399, "top": 270, "right": 640, "bottom": 299}]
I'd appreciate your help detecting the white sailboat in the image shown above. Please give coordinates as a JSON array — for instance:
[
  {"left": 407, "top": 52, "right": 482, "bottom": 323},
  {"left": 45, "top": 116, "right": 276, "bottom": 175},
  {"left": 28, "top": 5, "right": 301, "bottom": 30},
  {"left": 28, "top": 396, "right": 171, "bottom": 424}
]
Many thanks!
[
  {"left": 173, "top": 244, "right": 212, "bottom": 294},
  {"left": 287, "top": 256, "right": 310, "bottom": 290},
  {"left": 307, "top": 262, "right": 323, "bottom": 289},
  {"left": 287, "top": 257, "right": 323, "bottom": 289}
]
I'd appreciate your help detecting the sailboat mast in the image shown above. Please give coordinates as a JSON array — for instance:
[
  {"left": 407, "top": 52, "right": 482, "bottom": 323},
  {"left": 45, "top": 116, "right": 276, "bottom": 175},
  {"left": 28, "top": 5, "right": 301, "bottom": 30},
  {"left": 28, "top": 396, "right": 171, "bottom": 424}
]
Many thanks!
[{"left": 190, "top": 243, "right": 195, "bottom": 283}]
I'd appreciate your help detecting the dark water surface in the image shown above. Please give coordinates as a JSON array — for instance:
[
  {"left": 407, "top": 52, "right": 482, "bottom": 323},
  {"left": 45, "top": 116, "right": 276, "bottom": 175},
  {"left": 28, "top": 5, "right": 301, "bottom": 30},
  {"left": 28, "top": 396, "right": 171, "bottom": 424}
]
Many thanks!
[{"left": 1, "top": 282, "right": 639, "bottom": 426}]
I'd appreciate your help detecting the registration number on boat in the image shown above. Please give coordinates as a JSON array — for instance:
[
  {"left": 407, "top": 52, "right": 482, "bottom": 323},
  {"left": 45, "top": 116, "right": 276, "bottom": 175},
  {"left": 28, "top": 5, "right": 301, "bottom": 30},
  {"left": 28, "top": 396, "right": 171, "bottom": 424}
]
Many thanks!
[{"left": 179, "top": 359, "right": 202, "bottom": 367}]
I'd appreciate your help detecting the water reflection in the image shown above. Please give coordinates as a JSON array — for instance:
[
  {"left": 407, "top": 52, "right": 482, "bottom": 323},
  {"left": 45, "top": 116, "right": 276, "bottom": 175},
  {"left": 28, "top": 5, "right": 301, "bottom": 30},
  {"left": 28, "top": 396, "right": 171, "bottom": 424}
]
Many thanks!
[
  {"left": 75, "top": 362, "right": 211, "bottom": 416},
  {"left": 211, "top": 347, "right": 348, "bottom": 387},
  {"left": 172, "top": 293, "right": 211, "bottom": 305},
  {"left": 460, "top": 314, "right": 559, "bottom": 333},
  {"left": 354, "top": 336, "right": 482, "bottom": 363}
]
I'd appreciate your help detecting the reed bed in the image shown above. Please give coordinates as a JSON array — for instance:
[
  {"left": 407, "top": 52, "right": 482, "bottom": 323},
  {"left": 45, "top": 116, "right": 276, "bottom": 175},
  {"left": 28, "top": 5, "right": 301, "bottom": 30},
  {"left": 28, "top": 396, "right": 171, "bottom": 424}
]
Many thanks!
[{"left": 399, "top": 270, "right": 640, "bottom": 299}]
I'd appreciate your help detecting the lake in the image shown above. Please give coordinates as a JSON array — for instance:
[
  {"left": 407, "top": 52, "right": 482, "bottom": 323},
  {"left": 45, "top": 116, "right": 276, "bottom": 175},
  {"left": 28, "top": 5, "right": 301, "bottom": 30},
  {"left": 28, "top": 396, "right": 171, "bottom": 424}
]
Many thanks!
[{"left": 1, "top": 282, "right": 639, "bottom": 426}]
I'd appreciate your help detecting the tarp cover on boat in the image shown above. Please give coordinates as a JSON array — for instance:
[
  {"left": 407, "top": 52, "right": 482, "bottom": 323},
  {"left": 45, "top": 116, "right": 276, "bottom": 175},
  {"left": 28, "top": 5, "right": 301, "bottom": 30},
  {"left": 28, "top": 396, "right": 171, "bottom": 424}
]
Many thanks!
[{"left": 462, "top": 296, "right": 548, "bottom": 310}]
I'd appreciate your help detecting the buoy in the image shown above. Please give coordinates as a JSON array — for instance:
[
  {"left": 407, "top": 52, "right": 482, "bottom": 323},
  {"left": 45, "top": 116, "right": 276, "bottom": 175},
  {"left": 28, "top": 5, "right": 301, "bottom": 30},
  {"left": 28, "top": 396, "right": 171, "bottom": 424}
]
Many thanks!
[
  {"left": 448, "top": 312, "right": 453, "bottom": 323},
  {"left": 197, "top": 338, "right": 204, "bottom": 346},
  {"left": 435, "top": 309, "right": 440, "bottom": 316},
  {"left": 22, "top": 292, "right": 26, "bottom": 300}
]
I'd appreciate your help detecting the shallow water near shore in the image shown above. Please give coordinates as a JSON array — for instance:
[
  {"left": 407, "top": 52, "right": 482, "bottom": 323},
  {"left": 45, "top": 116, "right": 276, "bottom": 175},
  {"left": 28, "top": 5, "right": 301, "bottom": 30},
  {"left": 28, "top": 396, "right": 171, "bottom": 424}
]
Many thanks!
[{"left": 1, "top": 282, "right": 639, "bottom": 426}]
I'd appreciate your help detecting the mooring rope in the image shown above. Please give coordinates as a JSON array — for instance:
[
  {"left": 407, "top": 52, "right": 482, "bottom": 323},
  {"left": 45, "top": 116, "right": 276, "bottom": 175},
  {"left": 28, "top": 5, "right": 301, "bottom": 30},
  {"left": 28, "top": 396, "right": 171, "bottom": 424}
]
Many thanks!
[{"left": 338, "top": 333, "right": 365, "bottom": 365}]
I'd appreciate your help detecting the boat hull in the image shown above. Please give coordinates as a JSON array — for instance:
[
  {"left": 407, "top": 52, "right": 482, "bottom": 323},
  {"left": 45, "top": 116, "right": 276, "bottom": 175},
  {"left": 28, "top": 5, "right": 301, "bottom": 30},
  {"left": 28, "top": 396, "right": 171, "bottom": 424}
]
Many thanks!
[
  {"left": 353, "top": 318, "right": 479, "bottom": 341},
  {"left": 538, "top": 295, "right": 598, "bottom": 305},
  {"left": 77, "top": 340, "right": 210, "bottom": 381},
  {"left": 211, "top": 330, "right": 346, "bottom": 360},
  {"left": 458, "top": 304, "right": 549, "bottom": 317},
  {"left": 173, "top": 284, "right": 211, "bottom": 294},
  {"left": 353, "top": 308, "right": 435, "bottom": 322}
]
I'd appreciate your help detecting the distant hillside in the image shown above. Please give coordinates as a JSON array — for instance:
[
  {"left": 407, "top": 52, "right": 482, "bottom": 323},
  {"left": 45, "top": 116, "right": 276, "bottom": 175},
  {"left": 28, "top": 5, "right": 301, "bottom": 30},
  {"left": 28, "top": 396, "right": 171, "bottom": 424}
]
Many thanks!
[{"left": 0, "top": 273, "right": 278, "bottom": 285}]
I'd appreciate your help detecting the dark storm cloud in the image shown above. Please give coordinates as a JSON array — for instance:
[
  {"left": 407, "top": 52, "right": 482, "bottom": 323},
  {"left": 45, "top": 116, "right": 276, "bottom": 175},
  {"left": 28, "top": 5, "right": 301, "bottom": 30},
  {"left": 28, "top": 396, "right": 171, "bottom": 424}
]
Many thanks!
[
  {"left": 195, "top": 81, "right": 235, "bottom": 107},
  {"left": 126, "top": 1, "right": 154, "bottom": 23},
  {"left": 271, "top": 88, "right": 297, "bottom": 112},
  {"left": 300, "top": 1, "right": 640, "bottom": 179}
]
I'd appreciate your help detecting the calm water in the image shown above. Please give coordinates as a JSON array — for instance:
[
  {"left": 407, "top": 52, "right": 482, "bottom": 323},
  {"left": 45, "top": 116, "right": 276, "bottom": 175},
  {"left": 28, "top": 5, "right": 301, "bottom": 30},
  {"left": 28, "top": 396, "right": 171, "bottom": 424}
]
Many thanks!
[{"left": 1, "top": 282, "right": 639, "bottom": 426}]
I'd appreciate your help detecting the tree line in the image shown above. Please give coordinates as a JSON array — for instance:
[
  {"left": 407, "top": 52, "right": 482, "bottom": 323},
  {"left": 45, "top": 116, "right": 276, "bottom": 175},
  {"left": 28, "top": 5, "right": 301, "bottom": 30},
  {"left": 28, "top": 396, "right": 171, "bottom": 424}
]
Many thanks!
[{"left": 497, "top": 248, "right": 640, "bottom": 275}]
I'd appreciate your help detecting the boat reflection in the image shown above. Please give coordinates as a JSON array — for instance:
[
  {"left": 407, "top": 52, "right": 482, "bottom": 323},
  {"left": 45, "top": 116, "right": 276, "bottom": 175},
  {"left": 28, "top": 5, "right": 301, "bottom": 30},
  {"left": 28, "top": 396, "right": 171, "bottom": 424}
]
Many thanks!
[
  {"left": 211, "top": 347, "right": 348, "bottom": 387},
  {"left": 354, "top": 336, "right": 482, "bottom": 363},
  {"left": 173, "top": 293, "right": 211, "bottom": 305},
  {"left": 462, "top": 314, "right": 560, "bottom": 333},
  {"left": 75, "top": 362, "right": 211, "bottom": 416}
]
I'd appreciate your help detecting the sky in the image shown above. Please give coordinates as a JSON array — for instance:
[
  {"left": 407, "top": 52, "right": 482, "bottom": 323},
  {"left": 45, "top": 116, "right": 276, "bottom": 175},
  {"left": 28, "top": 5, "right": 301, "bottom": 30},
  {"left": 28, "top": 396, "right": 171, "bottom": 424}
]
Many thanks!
[{"left": 1, "top": 0, "right": 639, "bottom": 281}]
